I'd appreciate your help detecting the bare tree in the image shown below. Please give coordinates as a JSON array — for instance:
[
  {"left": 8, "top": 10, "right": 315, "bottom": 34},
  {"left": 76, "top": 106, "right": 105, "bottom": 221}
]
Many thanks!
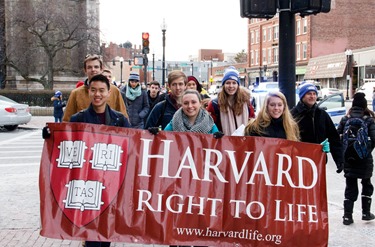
[{"left": 3, "top": 0, "right": 100, "bottom": 89}]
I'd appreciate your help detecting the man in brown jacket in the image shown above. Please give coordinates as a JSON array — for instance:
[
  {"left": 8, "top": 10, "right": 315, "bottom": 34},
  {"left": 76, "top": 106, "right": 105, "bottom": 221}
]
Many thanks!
[{"left": 62, "top": 54, "right": 127, "bottom": 122}]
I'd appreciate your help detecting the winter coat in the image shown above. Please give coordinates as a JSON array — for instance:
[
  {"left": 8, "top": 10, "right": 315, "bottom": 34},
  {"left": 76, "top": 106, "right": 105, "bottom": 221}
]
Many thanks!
[
  {"left": 291, "top": 101, "right": 344, "bottom": 167},
  {"left": 121, "top": 87, "right": 149, "bottom": 129},
  {"left": 247, "top": 117, "right": 287, "bottom": 139},
  {"left": 52, "top": 97, "right": 66, "bottom": 118},
  {"left": 70, "top": 104, "right": 130, "bottom": 127},
  {"left": 62, "top": 79, "right": 128, "bottom": 122},
  {"left": 336, "top": 106, "right": 375, "bottom": 179},
  {"left": 145, "top": 94, "right": 179, "bottom": 130}
]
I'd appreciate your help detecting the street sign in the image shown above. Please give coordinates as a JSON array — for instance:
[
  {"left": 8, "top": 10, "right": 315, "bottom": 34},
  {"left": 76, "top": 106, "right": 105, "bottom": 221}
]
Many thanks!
[{"left": 132, "top": 66, "right": 142, "bottom": 69}]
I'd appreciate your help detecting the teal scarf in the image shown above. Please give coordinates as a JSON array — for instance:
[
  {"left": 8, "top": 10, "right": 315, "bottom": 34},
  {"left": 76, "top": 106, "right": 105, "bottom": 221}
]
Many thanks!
[{"left": 126, "top": 85, "right": 141, "bottom": 101}]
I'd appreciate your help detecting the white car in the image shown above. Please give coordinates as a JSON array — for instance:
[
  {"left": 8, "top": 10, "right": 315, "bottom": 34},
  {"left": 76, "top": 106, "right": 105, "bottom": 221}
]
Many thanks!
[
  {"left": 0, "top": 95, "right": 32, "bottom": 131},
  {"left": 320, "top": 88, "right": 341, "bottom": 99}
]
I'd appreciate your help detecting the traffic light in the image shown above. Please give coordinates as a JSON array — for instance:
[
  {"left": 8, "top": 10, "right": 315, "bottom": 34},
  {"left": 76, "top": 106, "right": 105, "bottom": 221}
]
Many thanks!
[
  {"left": 291, "top": 0, "right": 331, "bottom": 16},
  {"left": 240, "top": 0, "right": 277, "bottom": 19},
  {"left": 142, "top": 32, "right": 150, "bottom": 54}
]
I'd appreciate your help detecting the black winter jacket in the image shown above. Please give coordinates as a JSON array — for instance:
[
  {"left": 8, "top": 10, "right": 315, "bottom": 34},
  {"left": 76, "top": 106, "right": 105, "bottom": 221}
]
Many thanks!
[
  {"left": 247, "top": 117, "right": 287, "bottom": 139},
  {"left": 121, "top": 87, "right": 149, "bottom": 129},
  {"left": 336, "top": 107, "right": 375, "bottom": 179},
  {"left": 145, "top": 94, "right": 179, "bottom": 130},
  {"left": 291, "top": 101, "right": 344, "bottom": 168}
]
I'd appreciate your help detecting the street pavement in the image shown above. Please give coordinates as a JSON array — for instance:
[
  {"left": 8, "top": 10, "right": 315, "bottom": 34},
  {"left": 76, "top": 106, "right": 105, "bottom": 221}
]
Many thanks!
[{"left": 0, "top": 115, "right": 374, "bottom": 246}]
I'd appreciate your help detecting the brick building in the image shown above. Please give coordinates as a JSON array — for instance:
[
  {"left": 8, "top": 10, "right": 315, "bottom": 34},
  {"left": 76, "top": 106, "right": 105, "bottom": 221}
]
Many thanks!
[{"left": 245, "top": 0, "right": 375, "bottom": 96}]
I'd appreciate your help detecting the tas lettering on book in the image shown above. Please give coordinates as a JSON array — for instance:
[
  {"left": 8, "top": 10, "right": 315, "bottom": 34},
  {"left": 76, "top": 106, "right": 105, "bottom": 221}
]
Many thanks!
[{"left": 342, "top": 116, "right": 370, "bottom": 159}]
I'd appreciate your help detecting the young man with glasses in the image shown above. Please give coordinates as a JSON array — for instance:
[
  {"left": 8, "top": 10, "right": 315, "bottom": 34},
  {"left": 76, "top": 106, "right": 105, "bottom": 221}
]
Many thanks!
[{"left": 62, "top": 55, "right": 128, "bottom": 121}]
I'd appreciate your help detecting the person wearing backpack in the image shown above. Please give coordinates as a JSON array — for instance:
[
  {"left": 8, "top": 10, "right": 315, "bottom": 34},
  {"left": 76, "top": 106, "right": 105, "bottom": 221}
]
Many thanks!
[{"left": 337, "top": 92, "right": 375, "bottom": 225}]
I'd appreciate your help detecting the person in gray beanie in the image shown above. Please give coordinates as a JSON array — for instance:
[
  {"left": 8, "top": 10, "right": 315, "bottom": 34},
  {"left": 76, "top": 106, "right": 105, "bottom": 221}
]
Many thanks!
[
  {"left": 291, "top": 82, "right": 344, "bottom": 173},
  {"left": 121, "top": 72, "right": 149, "bottom": 129},
  {"left": 337, "top": 92, "right": 375, "bottom": 225}
]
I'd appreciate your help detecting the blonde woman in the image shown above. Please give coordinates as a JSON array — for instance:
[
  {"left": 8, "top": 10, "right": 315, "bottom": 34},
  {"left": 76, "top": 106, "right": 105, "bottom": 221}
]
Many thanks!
[{"left": 244, "top": 91, "right": 300, "bottom": 141}]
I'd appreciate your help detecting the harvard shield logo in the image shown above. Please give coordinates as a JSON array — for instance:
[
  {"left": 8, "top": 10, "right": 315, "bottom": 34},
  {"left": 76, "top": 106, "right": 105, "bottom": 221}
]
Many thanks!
[{"left": 49, "top": 130, "right": 128, "bottom": 227}]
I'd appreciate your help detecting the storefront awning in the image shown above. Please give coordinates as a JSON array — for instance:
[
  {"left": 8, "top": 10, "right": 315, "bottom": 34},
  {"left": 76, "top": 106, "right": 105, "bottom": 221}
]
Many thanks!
[{"left": 304, "top": 53, "right": 347, "bottom": 79}]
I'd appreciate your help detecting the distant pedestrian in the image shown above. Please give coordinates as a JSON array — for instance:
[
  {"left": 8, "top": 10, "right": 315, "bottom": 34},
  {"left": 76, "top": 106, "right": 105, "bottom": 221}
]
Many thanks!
[
  {"left": 372, "top": 87, "right": 375, "bottom": 111},
  {"left": 186, "top": 75, "right": 210, "bottom": 99},
  {"left": 337, "top": 92, "right": 375, "bottom": 225},
  {"left": 121, "top": 72, "right": 149, "bottom": 129},
  {"left": 51, "top": 91, "right": 66, "bottom": 123},
  {"left": 147, "top": 81, "right": 165, "bottom": 113}
]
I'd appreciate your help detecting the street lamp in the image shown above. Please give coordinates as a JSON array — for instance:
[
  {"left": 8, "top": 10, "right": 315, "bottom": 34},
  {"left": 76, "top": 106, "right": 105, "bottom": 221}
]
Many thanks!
[
  {"left": 119, "top": 57, "right": 124, "bottom": 85},
  {"left": 191, "top": 63, "right": 194, "bottom": 76},
  {"left": 161, "top": 19, "right": 167, "bottom": 86},
  {"left": 345, "top": 49, "right": 353, "bottom": 100}
]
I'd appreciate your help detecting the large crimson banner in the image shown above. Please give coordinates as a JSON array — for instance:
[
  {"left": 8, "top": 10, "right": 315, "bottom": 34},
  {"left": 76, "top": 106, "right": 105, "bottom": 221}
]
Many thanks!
[{"left": 39, "top": 123, "right": 328, "bottom": 246}]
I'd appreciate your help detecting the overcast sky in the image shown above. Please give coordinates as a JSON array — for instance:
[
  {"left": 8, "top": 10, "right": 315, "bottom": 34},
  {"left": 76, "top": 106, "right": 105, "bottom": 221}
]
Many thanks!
[{"left": 99, "top": 0, "right": 248, "bottom": 61}]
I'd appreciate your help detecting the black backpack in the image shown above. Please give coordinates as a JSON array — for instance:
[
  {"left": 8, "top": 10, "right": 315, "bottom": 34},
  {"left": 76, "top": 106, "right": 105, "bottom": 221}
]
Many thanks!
[{"left": 342, "top": 116, "right": 370, "bottom": 159}]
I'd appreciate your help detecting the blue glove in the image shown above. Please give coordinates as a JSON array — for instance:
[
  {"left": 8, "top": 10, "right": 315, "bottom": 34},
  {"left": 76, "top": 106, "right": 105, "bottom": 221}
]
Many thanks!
[{"left": 320, "top": 138, "right": 330, "bottom": 153}]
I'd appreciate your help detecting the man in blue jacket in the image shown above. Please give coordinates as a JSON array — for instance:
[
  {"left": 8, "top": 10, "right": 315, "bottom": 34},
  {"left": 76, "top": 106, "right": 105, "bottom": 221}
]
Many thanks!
[{"left": 145, "top": 70, "right": 187, "bottom": 130}]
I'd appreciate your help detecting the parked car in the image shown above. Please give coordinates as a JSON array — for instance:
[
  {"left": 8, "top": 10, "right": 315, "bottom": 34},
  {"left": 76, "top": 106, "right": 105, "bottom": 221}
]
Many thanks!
[
  {"left": 317, "top": 93, "right": 346, "bottom": 127},
  {"left": 356, "top": 81, "right": 375, "bottom": 101},
  {"left": 0, "top": 95, "right": 32, "bottom": 131},
  {"left": 321, "top": 88, "right": 341, "bottom": 99}
]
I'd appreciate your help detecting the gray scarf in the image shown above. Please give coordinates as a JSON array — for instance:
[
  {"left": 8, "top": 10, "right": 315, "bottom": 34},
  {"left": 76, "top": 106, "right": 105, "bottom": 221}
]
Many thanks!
[{"left": 172, "top": 108, "right": 214, "bottom": 133}]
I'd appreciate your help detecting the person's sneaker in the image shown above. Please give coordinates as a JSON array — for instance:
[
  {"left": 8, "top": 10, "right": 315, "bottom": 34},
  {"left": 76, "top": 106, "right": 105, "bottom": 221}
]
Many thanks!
[
  {"left": 343, "top": 215, "right": 354, "bottom": 225},
  {"left": 362, "top": 212, "right": 375, "bottom": 221}
]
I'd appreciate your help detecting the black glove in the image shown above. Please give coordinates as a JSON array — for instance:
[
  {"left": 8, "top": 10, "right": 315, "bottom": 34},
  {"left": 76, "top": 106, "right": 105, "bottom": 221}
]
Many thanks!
[
  {"left": 42, "top": 126, "right": 51, "bottom": 139},
  {"left": 213, "top": 131, "right": 224, "bottom": 139},
  {"left": 148, "top": 127, "right": 159, "bottom": 135},
  {"left": 336, "top": 163, "right": 344, "bottom": 174}
]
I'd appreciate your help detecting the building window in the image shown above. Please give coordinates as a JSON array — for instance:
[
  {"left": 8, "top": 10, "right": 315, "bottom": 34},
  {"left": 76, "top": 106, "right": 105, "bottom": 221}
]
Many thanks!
[
  {"left": 273, "top": 25, "right": 279, "bottom": 40},
  {"left": 251, "top": 51, "right": 254, "bottom": 65},
  {"left": 251, "top": 31, "right": 254, "bottom": 44},
  {"left": 296, "top": 20, "right": 301, "bottom": 35},
  {"left": 268, "top": 48, "right": 272, "bottom": 64},
  {"left": 303, "top": 19, "right": 308, "bottom": 33},
  {"left": 255, "top": 30, "right": 259, "bottom": 43},
  {"left": 255, "top": 50, "right": 259, "bottom": 65},
  {"left": 296, "top": 43, "right": 301, "bottom": 61},
  {"left": 273, "top": 47, "right": 279, "bottom": 64},
  {"left": 263, "top": 28, "right": 266, "bottom": 42},
  {"left": 302, "top": 42, "right": 307, "bottom": 59},
  {"left": 262, "top": 48, "right": 266, "bottom": 63},
  {"left": 268, "top": 27, "right": 272, "bottom": 41}
]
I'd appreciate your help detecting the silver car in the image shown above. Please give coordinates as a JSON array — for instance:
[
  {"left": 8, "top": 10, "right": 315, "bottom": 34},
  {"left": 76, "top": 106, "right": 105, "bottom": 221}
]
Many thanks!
[{"left": 0, "top": 95, "right": 32, "bottom": 131}]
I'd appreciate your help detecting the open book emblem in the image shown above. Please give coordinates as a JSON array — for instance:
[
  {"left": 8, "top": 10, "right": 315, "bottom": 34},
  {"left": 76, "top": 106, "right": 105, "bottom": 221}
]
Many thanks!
[{"left": 50, "top": 131, "right": 128, "bottom": 227}]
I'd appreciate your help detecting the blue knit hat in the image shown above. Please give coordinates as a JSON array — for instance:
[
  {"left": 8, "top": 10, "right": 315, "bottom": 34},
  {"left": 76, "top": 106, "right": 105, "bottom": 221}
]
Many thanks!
[
  {"left": 129, "top": 73, "right": 140, "bottom": 81},
  {"left": 222, "top": 66, "right": 239, "bottom": 85},
  {"left": 298, "top": 82, "right": 318, "bottom": 99},
  {"left": 54, "top": 91, "right": 62, "bottom": 97}
]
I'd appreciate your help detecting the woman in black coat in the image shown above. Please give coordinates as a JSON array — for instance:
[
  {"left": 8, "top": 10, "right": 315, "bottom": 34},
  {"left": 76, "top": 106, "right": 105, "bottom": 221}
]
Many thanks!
[{"left": 337, "top": 92, "right": 375, "bottom": 225}]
